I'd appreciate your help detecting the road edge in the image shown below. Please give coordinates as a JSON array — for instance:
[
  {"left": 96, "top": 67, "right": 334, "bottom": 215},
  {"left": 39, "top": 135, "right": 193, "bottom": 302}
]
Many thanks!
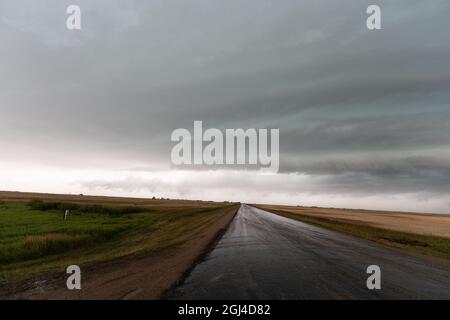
[
  {"left": 163, "top": 204, "right": 241, "bottom": 299},
  {"left": 253, "top": 204, "right": 450, "bottom": 269}
]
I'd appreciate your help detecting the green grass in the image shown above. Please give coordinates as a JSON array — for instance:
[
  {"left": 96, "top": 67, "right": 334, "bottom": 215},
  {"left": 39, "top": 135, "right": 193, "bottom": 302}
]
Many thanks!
[
  {"left": 259, "top": 207, "right": 450, "bottom": 261},
  {"left": 0, "top": 201, "right": 237, "bottom": 284},
  {"left": 0, "top": 203, "right": 134, "bottom": 264},
  {"left": 27, "top": 199, "right": 146, "bottom": 215}
]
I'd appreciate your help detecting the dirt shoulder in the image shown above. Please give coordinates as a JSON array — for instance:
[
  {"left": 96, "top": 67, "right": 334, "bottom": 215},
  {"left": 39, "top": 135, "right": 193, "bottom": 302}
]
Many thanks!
[{"left": 0, "top": 205, "right": 238, "bottom": 300}]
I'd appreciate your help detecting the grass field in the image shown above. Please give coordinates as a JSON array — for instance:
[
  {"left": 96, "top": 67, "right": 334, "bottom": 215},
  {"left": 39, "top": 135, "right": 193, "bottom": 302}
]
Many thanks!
[
  {"left": 257, "top": 205, "right": 450, "bottom": 261},
  {"left": 0, "top": 192, "right": 238, "bottom": 284}
]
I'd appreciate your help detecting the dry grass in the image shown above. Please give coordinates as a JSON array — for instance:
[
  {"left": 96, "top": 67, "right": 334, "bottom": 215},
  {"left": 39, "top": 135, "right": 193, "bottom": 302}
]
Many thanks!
[
  {"left": 0, "top": 191, "right": 218, "bottom": 208},
  {"left": 258, "top": 204, "right": 450, "bottom": 238},
  {"left": 23, "top": 233, "right": 94, "bottom": 255},
  {"left": 257, "top": 205, "right": 450, "bottom": 260}
]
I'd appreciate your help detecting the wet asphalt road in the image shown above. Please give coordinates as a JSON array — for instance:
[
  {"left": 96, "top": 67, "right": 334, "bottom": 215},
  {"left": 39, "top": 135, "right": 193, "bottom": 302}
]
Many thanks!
[{"left": 171, "top": 205, "right": 450, "bottom": 300}]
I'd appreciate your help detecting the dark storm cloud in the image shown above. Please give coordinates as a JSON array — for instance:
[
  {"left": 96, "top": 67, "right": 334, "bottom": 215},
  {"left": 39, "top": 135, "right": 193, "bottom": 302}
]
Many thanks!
[
  {"left": 281, "top": 155, "right": 450, "bottom": 195},
  {"left": 1, "top": 0, "right": 450, "bottom": 210},
  {"left": 280, "top": 109, "right": 450, "bottom": 154}
]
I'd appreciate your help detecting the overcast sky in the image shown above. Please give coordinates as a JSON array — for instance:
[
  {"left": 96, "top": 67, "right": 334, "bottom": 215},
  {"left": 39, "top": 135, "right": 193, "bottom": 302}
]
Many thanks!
[{"left": 1, "top": 0, "right": 450, "bottom": 213}]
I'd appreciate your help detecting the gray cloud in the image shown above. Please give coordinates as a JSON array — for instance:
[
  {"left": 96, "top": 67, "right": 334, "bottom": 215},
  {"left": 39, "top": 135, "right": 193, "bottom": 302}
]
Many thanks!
[{"left": 1, "top": 0, "right": 450, "bottom": 212}]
